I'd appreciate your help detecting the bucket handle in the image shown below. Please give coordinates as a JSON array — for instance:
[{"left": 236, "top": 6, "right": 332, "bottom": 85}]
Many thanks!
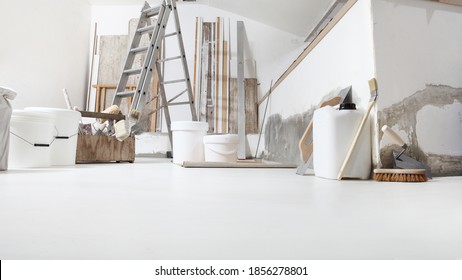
[
  {"left": 10, "top": 128, "right": 57, "bottom": 148},
  {"left": 206, "top": 145, "right": 237, "bottom": 156}
]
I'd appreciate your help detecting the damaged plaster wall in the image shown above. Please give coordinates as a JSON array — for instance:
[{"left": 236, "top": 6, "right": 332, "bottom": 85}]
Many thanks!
[
  {"left": 263, "top": 0, "right": 376, "bottom": 164},
  {"left": 379, "top": 85, "right": 462, "bottom": 176},
  {"left": 372, "top": 0, "right": 462, "bottom": 176}
]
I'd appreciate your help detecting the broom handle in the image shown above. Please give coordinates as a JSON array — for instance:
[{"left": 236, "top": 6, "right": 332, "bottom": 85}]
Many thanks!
[{"left": 337, "top": 100, "right": 375, "bottom": 180}]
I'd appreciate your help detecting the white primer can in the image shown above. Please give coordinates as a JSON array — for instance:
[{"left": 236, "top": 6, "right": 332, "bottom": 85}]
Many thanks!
[{"left": 313, "top": 103, "right": 371, "bottom": 179}]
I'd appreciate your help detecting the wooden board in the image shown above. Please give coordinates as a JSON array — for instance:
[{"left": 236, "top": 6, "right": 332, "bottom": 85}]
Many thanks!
[
  {"left": 76, "top": 135, "right": 135, "bottom": 163},
  {"left": 182, "top": 161, "right": 297, "bottom": 168},
  {"left": 229, "top": 78, "right": 258, "bottom": 134}
]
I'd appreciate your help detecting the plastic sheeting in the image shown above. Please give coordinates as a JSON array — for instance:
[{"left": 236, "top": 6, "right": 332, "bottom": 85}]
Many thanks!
[{"left": 0, "top": 86, "right": 17, "bottom": 171}]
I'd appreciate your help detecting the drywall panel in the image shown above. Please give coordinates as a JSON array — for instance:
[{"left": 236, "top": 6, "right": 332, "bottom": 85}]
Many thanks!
[
  {"left": 373, "top": 0, "right": 462, "bottom": 176},
  {"left": 263, "top": 0, "right": 376, "bottom": 164},
  {"left": 0, "top": 0, "right": 91, "bottom": 110}
]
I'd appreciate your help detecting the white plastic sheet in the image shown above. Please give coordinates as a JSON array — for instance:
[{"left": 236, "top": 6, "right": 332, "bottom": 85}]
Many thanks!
[{"left": 0, "top": 86, "right": 17, "bottom": 171}]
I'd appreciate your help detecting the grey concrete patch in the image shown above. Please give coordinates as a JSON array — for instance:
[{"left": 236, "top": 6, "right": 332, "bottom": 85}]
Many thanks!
[
  {"left": 379, "top": 84, "right": 462, "bottom": 176},
  {"left": 264, "top": 108, "right": 315, "bottom": 165}
]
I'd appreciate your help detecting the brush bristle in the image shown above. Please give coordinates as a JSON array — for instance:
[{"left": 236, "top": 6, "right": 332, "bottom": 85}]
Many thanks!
[
  {"left": 369, "top": 78, "right": 378, "bottom": 92},
  {"left": 373, "top": 169, "right": 428, "bottom": 182}
]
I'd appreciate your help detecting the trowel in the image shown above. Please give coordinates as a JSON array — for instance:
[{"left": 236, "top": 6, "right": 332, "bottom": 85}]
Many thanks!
[
  {"left": 381, "top": 125, "right": 432, "bottom": 179},
  {"left": 296, "top": 85, "right": 351, "bottom": 175}
]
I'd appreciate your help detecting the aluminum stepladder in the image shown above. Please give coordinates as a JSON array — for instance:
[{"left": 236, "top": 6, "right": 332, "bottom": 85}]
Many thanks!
[{"left": 112, "top": 0, "right": 197, "bottom": 144}]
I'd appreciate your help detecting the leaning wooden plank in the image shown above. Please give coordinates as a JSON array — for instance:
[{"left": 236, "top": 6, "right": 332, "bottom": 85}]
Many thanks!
[
  {"left": 215, "top": 17, "right": 221, "bottom": 132},
  {"left": 182, "top": 161, "right": 297, "bottom": 168},
  {"left": 222, "top": 40, "right": 229, "bottom": 133},
  {"left": 245, "top": 78, "right": 258, "bottom": 134},
  {"left": 76, "top": 135, "right": 135, "bottom": 163},
  {"left": 257, "top": 0, "right": 359, "bottom": 105},
  {"left": 237, "top": 21, "right": 246, "bottom": 159}
]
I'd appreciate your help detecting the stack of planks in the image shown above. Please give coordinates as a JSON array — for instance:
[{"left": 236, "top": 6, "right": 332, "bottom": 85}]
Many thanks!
[{"left": 193, "top": 17, "right": 257, "bottom": 134}]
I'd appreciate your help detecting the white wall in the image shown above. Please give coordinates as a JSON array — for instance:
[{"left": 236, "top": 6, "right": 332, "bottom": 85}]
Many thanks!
[
  {"left": 373, "top": 0, "right": 462, "bottom": 109},
  {"left": 372, "top": 0, "right": 462, "bottom": 173},
  {"left": 0, "top": 0, "right": 91, "bottom": 110},
  {"left": 268, "top": 0, "right": 375, "bottom": 119}
]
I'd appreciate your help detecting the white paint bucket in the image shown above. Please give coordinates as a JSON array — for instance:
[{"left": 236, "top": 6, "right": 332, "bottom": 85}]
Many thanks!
[
  {"left": 25, "top": 107, "right": 81, "bottom": 165},
  {"left": 9, "top": 110, "right": 56, "bottom": 168},
  {"left": 171, "top": 121, "right": 209, "bottom": 164},
  {"left": 313, "top": 104, "right": 371, "bottom": 179},
  {"left": 203, "top": 134, "right": 239, "bottom": 162}
]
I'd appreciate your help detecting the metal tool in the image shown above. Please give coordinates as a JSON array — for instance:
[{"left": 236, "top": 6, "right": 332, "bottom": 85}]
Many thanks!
[
  {"left": 381, "top": 125, "right": 432, "bottom": 179},
  {"left": 296, "top": 85, "right": 351, "bottom": 175}
]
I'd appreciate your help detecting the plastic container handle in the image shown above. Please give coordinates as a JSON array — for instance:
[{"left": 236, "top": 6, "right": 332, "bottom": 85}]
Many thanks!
[
  {"left": 206, "top": 145, "right": 237, "bottom": 155},
  {"left": 381, "top": 125, "right": 406, "bottom": 147}
]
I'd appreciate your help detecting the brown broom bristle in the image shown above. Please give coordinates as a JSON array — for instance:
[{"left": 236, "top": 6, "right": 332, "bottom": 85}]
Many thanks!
[{"left": 373, "top": 169, "right": 427, "bottom": 182}]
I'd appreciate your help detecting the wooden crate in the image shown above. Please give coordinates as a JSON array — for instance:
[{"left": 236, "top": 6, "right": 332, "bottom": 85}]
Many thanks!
[{"left": 76, "top": 135, "right": 135, "bottom": 163}]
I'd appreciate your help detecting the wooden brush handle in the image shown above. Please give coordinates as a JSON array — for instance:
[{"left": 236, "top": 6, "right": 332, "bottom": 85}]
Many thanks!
[
  {"left": 381, "top": 125, "right": 406, "bottom": 147},
  {"left": 337, "top": 100, "right": 375, "bottom": 180},
  {"left": 299, "top": 120, "right": 314, "bottom": 161}
]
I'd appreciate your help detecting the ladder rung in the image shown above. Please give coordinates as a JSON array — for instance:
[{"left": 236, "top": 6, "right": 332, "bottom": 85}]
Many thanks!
[
  {"left": 137, "top": 25, "right": 155, "bottom": 33},
  {"left": 116, "top": 90, "right": 136, "bottom": 98},
  {"left": 123, "top": 68, "right": 142, "bottom": 75},
  {"left": 164, "top": 32, "right": 178, "bottom": 38},
  {"left": 130, "top": 46, "right": 149, "bottom": 53},
  {"left": 158, "top": 55, "right": 182, "bottom": 63},
  {"left": 168, "top": 101, "right": 192, "bottom": 106},
  {"left": 143, "top": 6, "right": 161, "bottom": 17},
  {"left": 162, "top": 79, "right": 186, "bottom": 85},
  {"left": 168, "top": 89, "right": 188, "bottom": 103}
]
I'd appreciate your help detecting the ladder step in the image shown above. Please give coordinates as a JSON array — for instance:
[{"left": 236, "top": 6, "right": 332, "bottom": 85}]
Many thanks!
[
  {"left": 167, "top": 101, "right": 192, "bottom": 106},
  {"left": 168, "top": 89, "right": 188, "bottom": 103},
  {"left": 164, "top": 32, "right": 178, "bottom": 38},
  {"left": 143, "top": 6, "right": 161, "bottom": 17},
  {"left": 137, "top": 25, "right": 155, "bottom": 34},
  {"left": 116, "top": 90, "right": 136, "bottom": 98},
  {"left": 162, "top": 79, "right": 186, "bottom": 85},
  {"left": 130, "top": 46, "right": 149, "bottom": 54},
  {"left": 158, "top": 55, "right": 183, "bottom": 63},
  {"left": 123, "top": 68, "right": 143, "bottom": 75}
]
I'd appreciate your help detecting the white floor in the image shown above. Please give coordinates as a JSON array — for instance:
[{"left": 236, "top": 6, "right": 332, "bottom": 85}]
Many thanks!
[{"left": 1, "top": 157, "right": 461, "bottom": 260}]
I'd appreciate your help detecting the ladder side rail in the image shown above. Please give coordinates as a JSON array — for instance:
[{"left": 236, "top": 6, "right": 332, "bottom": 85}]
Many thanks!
[
  {"left": 155, "top": 61, "right": 173, "bottom": 145},
  {"left": 129, "top": 4, "right": 168, "bottom": 115},
  {"left": 168, "top": 0, "right": 198, "bottom": 121},
  {"left": 113, "top": 2, "right": 152, "bottom": 106}
]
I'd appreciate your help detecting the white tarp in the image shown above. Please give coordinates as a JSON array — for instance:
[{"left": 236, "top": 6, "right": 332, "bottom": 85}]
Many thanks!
[{"left": 0, "top": 86, "right": 17, "bottom": 171}]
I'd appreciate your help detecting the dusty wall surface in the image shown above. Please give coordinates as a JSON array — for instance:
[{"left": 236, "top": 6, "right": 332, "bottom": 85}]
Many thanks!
[{"left": 372, "top": 0, "right": 462, "bottom": 176}]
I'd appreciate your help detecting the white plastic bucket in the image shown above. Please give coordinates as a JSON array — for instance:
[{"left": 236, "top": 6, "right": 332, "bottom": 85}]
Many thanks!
[
  {"left": 171, "top": 121, "right": 208, "bottom": 164},
  {"left": 25, "top": 107, "right": 81, "bottom": 166},
  {"left": 9, "top": 110, "right": 56, "bottom": 168},
  {"left": 203, "top": 134, "right": 239, "bottom": 162},
  {"left": 313, "top": 104, "right": 371, "bottom": 179}
]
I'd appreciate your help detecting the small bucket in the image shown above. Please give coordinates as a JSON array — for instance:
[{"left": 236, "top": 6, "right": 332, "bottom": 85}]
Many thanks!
[
  {"left": 171, "top": 121, "right": 209, "bottom": 164},
  {"left": 203, "top": 134, "right": 239, "bottom": 162},
  {"left": 9, "top": 110, "right": 56, "bottom": 168},
  {"left": 25, "top": 107, "right": 81, "bottom": 166}
]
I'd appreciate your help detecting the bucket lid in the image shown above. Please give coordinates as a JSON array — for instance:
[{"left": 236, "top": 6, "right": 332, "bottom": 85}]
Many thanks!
[
  {"left": 25, "top": 107, "right": 81, "bottom": 119},
  {"left": 171, "top": 121, "right": 209, "bottom": 131},
  {"left": 203, "top": 134, "right": 239, "bottom": 144},
  {"left": 12, "top": 109, "right": 56, "bottom": 122}
]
